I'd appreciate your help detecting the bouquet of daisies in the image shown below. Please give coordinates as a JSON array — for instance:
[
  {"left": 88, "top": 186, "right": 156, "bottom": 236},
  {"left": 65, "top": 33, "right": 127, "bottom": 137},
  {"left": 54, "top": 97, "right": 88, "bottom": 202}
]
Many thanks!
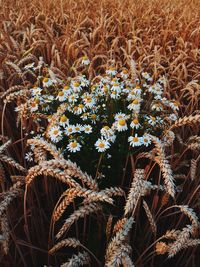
[{"left": 19, "top": 57, "right": 179, "bottom": 161}]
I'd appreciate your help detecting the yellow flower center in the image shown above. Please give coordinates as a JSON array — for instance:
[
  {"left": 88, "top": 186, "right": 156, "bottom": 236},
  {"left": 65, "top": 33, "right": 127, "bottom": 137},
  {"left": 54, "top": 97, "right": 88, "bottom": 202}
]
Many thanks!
[
  {"left": 133, "top": 99, "right": 139, "bottom": 104},
  {"left": 53, "top": 130, "right": 59, "bottom": 135},
  {"left": 58, "top": 91, "right": 64, "bottom": 96},
  {"left": 82, "top": 56, "right": 88, "bottom": 60},
  {"left": 64, "top": 85, "right": 70, "bottom": 90},
  {"left": 136, "top": 85, "right": 141, "bottom": 89},
  {"left": 43, "top": 77, "right": 49, "bottom": 83},
  {"left": 99, "top": 143, "right": 105, "bottom": 148},
  {"left": 74, "top": 106, "right": 78, "bottom": 111},
  {"left": 122, "top": 69, "right": 128, "bottom": 74},
  {"left": 74, "top": 82, "right": 80, "bottom": 87},
  {"left": 133, "top": 137, "right": 139, "bottom": 142},
  {"left": 103, "top": 86, "right": 108, "bottom": 92},
  {"left": 118, "top": 119, "right": 126, "bottom": 126},
  {"left": 78, "top": 104, "right": 84, "bottom": 109},
  {"left": 85, "top": 97, "right": 92, "bottom": 102},
  {"left": 133, "top": 119, "right": 139, "bottom": 124},
  {"left": 91, "top": 114, "right": 97, "bottom": 120},
  {"left": 151, "top": 116, "right": 156, "bottom": 121},
  {"left": 60, "top": 115, "right": 67, "bottom": 122},
  {"left": 103, "top": 126, "right": 110, "bottom": 130},
  {"left": 71, "top": 142, "right": 77, "bottom": 148},
  {"left": 68, "top": 128, "right": 73, "bottom": 132}
]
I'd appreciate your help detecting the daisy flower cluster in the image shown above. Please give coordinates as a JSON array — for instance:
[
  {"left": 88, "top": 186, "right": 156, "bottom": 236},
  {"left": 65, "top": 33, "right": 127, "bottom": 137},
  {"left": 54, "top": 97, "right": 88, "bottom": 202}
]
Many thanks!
[{"left": 20, "top": 57, "right": 179, "bottom": 154}]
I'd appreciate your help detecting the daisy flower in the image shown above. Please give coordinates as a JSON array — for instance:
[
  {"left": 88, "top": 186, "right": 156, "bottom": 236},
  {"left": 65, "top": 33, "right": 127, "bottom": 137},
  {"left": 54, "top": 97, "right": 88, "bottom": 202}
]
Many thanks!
[
  {"left": 65, "top": 125, "right": 75, "bottom": 136},
  {"left": 106, "top": 67, "right": 117, "bottom": 76},
  {"left": 30, "top": 101, "right": 39, "bottom": 112},
  {"left": 127, "top": 90, "right": 137, "bottom": 100},
  {"left": 114, "top": 112, "right": 128, "bottom": 120},
  {"left": 148, "top": 83, "right": 163, "bottom": 95},
  {"left": 133, "top": 85, "right": 142, "bottom": 95},
  {"left": 74, "top": 124, "right": 83, "bottom": 133},
  {"left": 59, "top": 115, "right": 69, "bottom": 126},
  {"left": 101, "top": 126, "right": 116, "bottom": 142},
  {"left": 48, "top": 126, "right": 62, "bottom": 143},
  {"left": 81, "top": 56, "right": 90, "bottom": 65},
  {"left": 81, "top": 112, "right": 89, "bottom": 121},
  {"left": 43, "top": 77, "right": 53, "bottom": 87},
  {"left": 76, "top": 104, "right": 86, "bottom": 115},
  {"left": 168, "top": 113, "right": 178, "bottom": 121},
  {"left": 169, "top": 100, "right": 179, "bottom": 111},
  {"left": 151, "top": 102, "right": 163, "bottom": 111},
  {"left": 25, "top": 151, "right": 34, "bottom": 162},
  {"left": 42, "top": 94, "right": 54, "bottom": 103},
  {"left": 120, "top": 68, "right": 129, "bottom": 79},
  {"left": 56, "top": 91, "right": 67, "bottom": 102},
  {"left": 128, "top": 134, "right": 142, "bottom": 147},
  {"left": 130, "top": 118, "right": 141, "bottom": 129},
  {"left": 111, "top": 83, "right": 121, "bottom": 94},
  {"left": 63, "top": 85, "right": 72, "bottom": 95},
  {"left": 110, "top": 91, "right": 120, "bottom": 99},
  {"left": 30, "top": 86, "right": 42, "bottom": 96},
  {"left": 67, "top": 141, "right": 81, "bottom": 153},
  {"left": 115, "top": 118, "right": 128, "bottom": 132},
  {"left": 146, "top": 115, "right": 157, "bottom": 126},
  {"left": 82, "top": 94, "right": 96, "bottom": 108},
  {"left": 68, "top": 93, "right": 78, "bottom": 103},
  {"left": 101, "top": 85, "right": 110, "bottom": 95},
  {"left": 83, "top": 125, "right": 92, "bottom": 134},
  {"left": 71, "top": 81, "right": 82, "bottom": 92},
  {"left": 79, "top": 75, "right": 90, "bottom": 87},
  {"left": 141, "top": 134, "right": 151, "bottom": 147},
  {"left": 127, "top": 99, "right": 141, "bottom": 112},
  {"left": 142, "top": 72, "right": 152, "bottom": 81},
  {"left": 95, "top": 139, "right": 110, "bottom": 152},
  {"left": 90, "top": 113, "right": 98, "bottom": 124}
]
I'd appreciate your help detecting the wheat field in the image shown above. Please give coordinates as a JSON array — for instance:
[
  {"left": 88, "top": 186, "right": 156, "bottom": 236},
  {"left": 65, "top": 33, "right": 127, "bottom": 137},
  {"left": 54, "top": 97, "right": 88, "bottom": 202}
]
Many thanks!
[{"left": 0, "top": 0, "right": 200, "bottom": 266}]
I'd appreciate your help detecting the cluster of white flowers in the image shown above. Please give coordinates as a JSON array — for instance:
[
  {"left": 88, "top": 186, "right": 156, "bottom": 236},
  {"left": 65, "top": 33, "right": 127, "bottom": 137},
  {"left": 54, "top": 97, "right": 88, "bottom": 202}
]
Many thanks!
[{"left": 20, "top": 57, "right": 179, "bottom": 154}]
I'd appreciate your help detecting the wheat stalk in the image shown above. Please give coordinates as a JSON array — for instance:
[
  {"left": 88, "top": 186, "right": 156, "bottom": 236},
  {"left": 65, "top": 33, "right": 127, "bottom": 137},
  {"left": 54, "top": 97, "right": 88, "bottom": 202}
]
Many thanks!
[
  {"left": 56, "top": 203, "right": 102, "bottom": 240},
  {"left": 0, "top": 182, "right": 23, "bottom": 217},
  {"left": 61, "top": 251, "right": 90, "bottom": 267},
  {"left": 124, "top": 169, "right": 152, "bottom": 215},
  {"left": 143, "top": 200, "right": 157, "bottom": 235},
  {"left": 49, "top": 238, "right": 81, "bottom": 254},
  {"left": 150, "top": 135, "right": 176, "bottom": 197}
]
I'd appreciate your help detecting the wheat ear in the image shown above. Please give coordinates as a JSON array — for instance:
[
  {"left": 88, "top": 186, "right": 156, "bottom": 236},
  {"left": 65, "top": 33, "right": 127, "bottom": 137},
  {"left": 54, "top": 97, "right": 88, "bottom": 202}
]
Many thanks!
[{"left": 56, "top": 203, "right": 102, "bottom": 240}]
